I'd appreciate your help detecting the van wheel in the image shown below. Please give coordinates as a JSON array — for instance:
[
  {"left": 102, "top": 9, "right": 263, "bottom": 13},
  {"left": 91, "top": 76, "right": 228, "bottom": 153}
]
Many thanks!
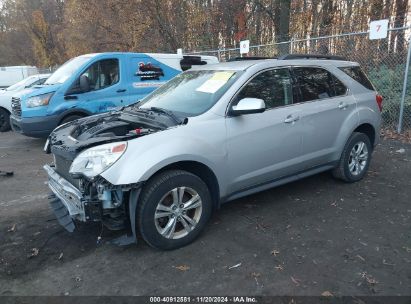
[
  {"left": 0, "top": 108, "right": 11, "bottom": 132},
  {"left": 60, "top": 114, "right": 84, "bottom": 125},
  {"left": 137, "top": 170, "right": 212, "bottom": 250},
  {"left": 332, "top": 132, "right": 372, "bottom": 183}
]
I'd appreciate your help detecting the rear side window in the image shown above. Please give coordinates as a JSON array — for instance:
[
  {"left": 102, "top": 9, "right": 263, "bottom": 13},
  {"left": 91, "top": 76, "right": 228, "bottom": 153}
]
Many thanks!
[
  {"left": 339, "top": 66, "right": 375, "bottom": 91},
  {"left": 293, "top": 67, "right": 347, "bottom": 102}
]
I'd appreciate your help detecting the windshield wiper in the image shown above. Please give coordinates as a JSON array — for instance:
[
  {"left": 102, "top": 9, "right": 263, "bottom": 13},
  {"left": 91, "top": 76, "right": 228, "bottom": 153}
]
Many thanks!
[{"left": 149, "top": 107, "right": 181, "bottom": 124}]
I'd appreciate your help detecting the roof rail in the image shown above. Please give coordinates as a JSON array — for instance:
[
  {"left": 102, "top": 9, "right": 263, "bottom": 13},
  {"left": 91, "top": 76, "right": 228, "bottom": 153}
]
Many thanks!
[
  {"left": 227, "top": 56, "right": 277, "bottom": 62},
  {"left": 278, "top": 54, "right": 346, "bottom": 61}
]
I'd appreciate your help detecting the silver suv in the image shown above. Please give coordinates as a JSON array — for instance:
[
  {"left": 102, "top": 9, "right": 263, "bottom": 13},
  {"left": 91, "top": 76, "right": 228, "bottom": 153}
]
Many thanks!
[{"left": 44, "top": 54, "right": 382, "bottom": 250}]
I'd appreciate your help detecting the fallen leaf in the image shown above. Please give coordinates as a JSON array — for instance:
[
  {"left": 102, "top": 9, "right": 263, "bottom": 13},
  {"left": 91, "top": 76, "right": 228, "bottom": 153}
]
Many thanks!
[
  {"left": 7, "top": 224, "right": 16, "bottom": 232},
  {"left": 321, "top": 291, "right": 333, "bottom": 296},
  {"left": 228, "top": 263, "right": 242, "bottom": 269},
  {"left": 58, "top": 252, "right": 64, "bottom": 260},
  {"left": 28, "top": 248, "right": 39, "bottom": 258},
  {"left": 251, "top": 272, "right": 260, "bottom": 278},
  {"left": 275, "top": 265, "right": 284, "bottom": 271},
  {"left": 291, "top": 276, "right": 301, "bottom": 286},
  {"left": 271, "top": 249, "right": 280, "bottom": 256},
  {"left": 356, "top": 254, "right": 366, "bottom": 261},
  {"left": 174, "top": 265, "right": 190, "bottom": 271}
]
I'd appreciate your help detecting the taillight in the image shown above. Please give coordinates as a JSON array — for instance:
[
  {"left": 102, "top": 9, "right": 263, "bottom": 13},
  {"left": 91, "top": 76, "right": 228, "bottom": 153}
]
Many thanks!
[{"left": 376, "top": 94, "right": 383, "bottom": 112}]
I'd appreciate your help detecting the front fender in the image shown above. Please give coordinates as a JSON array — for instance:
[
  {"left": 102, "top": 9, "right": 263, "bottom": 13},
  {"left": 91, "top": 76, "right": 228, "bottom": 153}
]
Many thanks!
[{"left": 100, "top": 124, "right": 227, "bottom": 194}]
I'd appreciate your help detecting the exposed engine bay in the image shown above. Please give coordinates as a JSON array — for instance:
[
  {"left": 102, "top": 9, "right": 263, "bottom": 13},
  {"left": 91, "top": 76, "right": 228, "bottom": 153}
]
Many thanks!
[
  {"left": 48, "top": 107, "right": 184, "bottom": 160},
  {"left": 44, "top": 107, "right": 186, "bottom": 243}
]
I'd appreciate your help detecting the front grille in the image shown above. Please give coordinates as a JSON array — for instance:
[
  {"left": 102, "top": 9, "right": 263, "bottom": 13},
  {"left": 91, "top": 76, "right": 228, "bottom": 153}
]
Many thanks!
[
  {"left": 11, "top": 97, "right": 22, "bottom": 117},
  {"left": 54, "top": 155, "right": 80, "bottom": 189}
]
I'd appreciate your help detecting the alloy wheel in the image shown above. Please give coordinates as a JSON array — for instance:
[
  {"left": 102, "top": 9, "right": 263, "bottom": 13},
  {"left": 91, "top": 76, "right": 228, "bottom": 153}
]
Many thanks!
[
  {"left": 348, "top": 141, "right": 369, "bottom": 176},
  {"left": 154, "top": 186, "right": 203, "bottom": 239}
]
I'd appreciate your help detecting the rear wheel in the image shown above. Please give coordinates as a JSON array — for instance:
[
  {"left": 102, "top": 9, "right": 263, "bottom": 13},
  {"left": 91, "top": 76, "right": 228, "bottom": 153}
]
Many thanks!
[
  {"left": 332, "top": 132, "right": 372, "bottom": 182},
  {"left": 137, "top": 170, "right": 212, "bottom": 250},
  {"left": 0, "top": 108, "right": 11, "bottom": 132}
]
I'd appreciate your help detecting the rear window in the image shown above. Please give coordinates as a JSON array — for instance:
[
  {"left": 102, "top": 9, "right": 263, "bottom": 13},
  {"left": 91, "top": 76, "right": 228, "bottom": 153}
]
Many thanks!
[{"left": 339, "top": 66, "right": 375, "bottom": 91}]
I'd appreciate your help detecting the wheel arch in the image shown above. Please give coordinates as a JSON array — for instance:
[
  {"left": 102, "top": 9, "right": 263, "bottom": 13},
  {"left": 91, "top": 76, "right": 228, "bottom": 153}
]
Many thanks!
[
  {"left": 58, "top": 109, "right": 91, "bottom": 125},
  {"left": 0, "top": 106, "right": 10, "bottom": 114},
  {"left": 145, "top": 160, "right": 221, "bottom": 210},
  {"left": 353, "top": 123, "right": 376, "bottom": 147}
]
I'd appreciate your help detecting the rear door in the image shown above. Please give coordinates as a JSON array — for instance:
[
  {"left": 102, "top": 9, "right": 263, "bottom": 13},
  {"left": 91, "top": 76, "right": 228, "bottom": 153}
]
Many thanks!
[{"left": 292, "top": 66, "right": 355, "bottom": 168}]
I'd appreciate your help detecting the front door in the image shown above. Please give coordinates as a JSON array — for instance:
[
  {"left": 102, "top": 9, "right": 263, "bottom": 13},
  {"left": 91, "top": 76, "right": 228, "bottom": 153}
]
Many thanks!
[
  {"left": 74, "top": 58, "right": 128, "bottom": 113},
  {"left": 226, "top": 68, "right": 305, "bottom": 194}
]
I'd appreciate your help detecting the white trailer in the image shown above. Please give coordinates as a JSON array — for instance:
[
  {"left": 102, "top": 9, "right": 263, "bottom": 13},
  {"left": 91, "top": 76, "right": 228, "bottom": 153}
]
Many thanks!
[{"left": 0, "top": 66, "right": 38, "bottom": 88}]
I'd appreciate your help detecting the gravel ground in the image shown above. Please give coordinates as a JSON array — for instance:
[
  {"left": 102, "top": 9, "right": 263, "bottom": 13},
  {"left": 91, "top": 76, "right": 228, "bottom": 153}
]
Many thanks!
[{"left": 0, "top": 131, "right": 410, "bottom": 296}]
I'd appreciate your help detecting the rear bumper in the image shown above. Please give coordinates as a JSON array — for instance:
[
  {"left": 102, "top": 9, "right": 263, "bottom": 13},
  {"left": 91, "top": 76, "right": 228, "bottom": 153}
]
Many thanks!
[{"left": 10, "top": 114, "right": 59, "bottom": 138}]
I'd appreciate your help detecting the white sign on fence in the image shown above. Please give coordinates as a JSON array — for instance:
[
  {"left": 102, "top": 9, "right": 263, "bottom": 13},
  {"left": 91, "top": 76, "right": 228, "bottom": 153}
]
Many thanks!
[
  {"left": 177, "top": 48, "right": 183, "bottom": 56},
  {"left": 240, "top": 40, "right": 250, "bottom": 54},
  {"left": 369, "top": 19, "right": 389, "bottom": 40}
]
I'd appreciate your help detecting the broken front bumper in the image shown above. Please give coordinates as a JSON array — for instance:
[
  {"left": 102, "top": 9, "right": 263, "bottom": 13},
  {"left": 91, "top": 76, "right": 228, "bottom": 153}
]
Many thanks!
[
  {"left": 44, "top": 164, "right": 85, "bottom": 220},
  {"left": 44, "top": 164, "right": 86, "bottom": 231},
  {"left": 44, "top": 164, "right": 141, "bottom": 245}
]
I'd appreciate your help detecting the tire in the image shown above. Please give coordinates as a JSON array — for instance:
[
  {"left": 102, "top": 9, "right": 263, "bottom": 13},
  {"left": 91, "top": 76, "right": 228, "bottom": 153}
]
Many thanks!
[
  {"left": 332, "top": 132, "right": 372, "bottom": 183},
  {"left": 60, "top": 114, "right": 84, "bottom": 125},
  {"left": 137, "top": 170, "right": 212, "bottom": 250},
  {"left": 0, "top": 108, "right": 11, "bottom": 132}
]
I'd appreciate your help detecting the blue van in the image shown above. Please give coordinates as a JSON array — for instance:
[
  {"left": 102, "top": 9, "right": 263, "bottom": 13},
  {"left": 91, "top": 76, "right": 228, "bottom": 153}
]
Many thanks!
[{"left": 10, "top": 52, "right": 218, "bottom": 138}]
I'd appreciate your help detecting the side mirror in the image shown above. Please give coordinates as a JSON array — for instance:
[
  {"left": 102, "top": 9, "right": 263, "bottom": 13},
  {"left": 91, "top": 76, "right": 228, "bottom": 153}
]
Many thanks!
[
  {"left": 230, "top": 98, "right": 266, "bottom": 116},
  {"left": 79, "top": 75, "right": 90, "bottom": 93}
]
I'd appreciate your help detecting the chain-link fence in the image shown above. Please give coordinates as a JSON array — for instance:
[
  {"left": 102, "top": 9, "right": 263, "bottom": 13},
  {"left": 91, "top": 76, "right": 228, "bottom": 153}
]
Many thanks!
[{"left": 187, "top": 27, "right": 411, "bottom": 132}]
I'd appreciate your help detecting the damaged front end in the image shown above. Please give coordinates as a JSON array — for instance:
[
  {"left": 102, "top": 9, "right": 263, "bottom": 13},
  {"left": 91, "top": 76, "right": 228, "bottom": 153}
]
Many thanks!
[{"left": 43, "top": 108, "right": 181, "bottom": 244}]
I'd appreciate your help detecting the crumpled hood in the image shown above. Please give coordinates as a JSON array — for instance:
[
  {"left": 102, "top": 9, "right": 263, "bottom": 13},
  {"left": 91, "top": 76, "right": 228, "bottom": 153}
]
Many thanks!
[{"left": 49, "top": 108, "right": 180, "bottom": 160}]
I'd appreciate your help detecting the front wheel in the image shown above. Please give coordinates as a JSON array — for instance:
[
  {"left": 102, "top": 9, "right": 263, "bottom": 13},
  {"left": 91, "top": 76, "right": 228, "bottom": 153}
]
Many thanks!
[
  {"left": 0, "top": 108, "right": 11, "bottom": 132},
  {"left": 332, "top": 132, "right": 372, "bottom": 183},
  {"left": 137, "top": 170, "right": 212, "bottom": 250}
]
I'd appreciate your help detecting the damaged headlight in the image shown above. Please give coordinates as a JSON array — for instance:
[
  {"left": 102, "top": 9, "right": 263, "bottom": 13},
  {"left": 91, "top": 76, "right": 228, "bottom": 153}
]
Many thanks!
[{"left": 69, "top": 142, "right": 127, "bottom": 178}]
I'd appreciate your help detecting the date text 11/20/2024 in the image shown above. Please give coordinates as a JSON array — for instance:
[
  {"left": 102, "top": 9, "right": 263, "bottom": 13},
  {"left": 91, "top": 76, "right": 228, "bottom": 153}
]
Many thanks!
[{"left": 149, "top": 297, "right": 258, "bottom": 303}]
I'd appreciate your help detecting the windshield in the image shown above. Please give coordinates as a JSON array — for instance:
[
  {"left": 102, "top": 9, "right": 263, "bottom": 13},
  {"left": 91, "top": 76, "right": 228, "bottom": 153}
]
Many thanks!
[
  {"left": 6, "top": 76, "right": 37, "bottom": 91},
  {"left": 138, "top": 70, "right": 241, "bottom": 116},
  {"left": 45, "top": 56, "right": 91, "bottom": 85}
]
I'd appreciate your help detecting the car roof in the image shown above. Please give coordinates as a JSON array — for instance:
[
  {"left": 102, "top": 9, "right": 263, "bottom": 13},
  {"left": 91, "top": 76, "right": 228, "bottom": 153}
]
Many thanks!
[{"left": 193, "top": 58, "right": 359, "bottom": 71}]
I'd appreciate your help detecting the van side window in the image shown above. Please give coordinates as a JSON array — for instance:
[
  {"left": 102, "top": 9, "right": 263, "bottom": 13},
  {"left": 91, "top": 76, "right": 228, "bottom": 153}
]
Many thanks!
[
  {"left": 236, "top": 68, "right": 293, "bottom": 109},
  {"left": 293, "top": 67, "right": 347, "bottom": 102},
  {"left": 81, "top": 59, "right": 119, "bottom": 91}
]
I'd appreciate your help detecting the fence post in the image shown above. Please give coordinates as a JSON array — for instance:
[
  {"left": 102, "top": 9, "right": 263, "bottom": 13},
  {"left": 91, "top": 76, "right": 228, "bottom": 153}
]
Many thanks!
[
  {"left": 217, "top": 48, "right": 221, "bottom": 62},
  {"left": 397, "top": 35, "right": 411, "bottom": 133}
]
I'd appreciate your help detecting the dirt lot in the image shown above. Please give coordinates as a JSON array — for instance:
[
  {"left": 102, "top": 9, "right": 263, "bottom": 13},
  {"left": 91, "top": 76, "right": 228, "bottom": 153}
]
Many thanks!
[{"left": 0, "top": 131, "right": 410, "bottom": 296}]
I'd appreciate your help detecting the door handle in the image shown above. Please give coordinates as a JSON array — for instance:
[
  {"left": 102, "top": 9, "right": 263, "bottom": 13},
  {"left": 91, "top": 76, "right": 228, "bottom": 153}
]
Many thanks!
[
  {"left": 116, "top": 89, "right": 127, "bottom": 93},
  {"left": 338, "top": 102, "right": 348, "bottom": 110},
  {"left": 64, "top": 95, "right": 78, "bottom": 100},
  {"left": 284, "top": 115, "right": 300, "bottom": 123}
]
